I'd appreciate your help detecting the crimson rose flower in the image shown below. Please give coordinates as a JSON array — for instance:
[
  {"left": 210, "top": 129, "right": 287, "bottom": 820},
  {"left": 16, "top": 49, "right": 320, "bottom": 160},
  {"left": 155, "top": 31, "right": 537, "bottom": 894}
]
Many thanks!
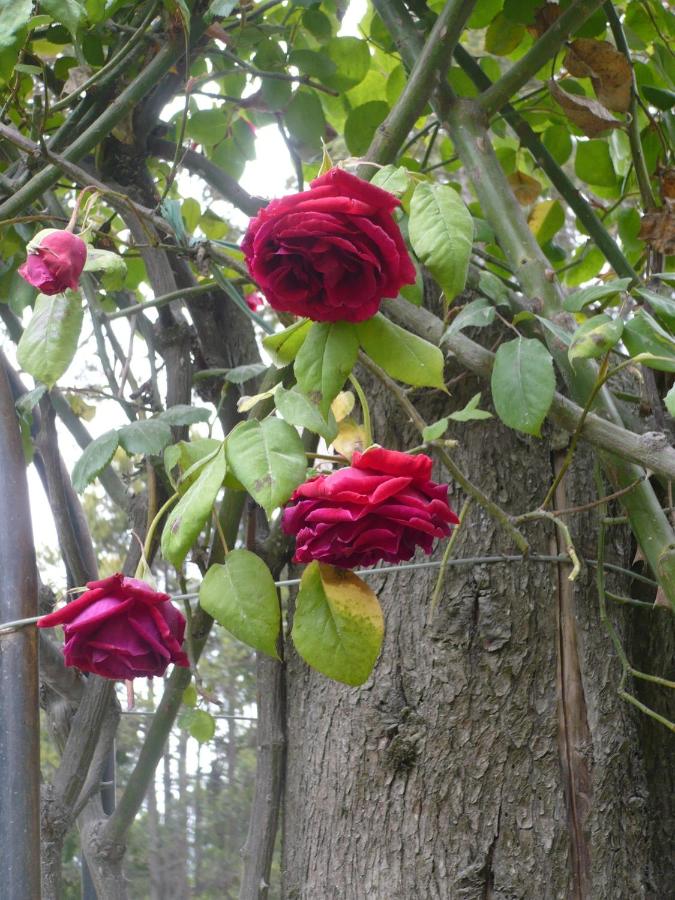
[
  {"left": 282, "top": 447, "right": 459, "bottom": 568},
  {"left": 37, "top": 574, "right": 190, "bottom": 680},
  {"left": 241, "top": 167, "right": 416, "bottom": 323},
  {"left": 18, "top": 229, "right": 87, "bottom": 295}
]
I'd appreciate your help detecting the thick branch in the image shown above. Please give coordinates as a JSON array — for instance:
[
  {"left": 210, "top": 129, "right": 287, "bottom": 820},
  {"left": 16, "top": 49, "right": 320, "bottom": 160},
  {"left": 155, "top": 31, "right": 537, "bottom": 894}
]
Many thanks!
[{"left": 362, "top": 0, "right": 478, "bottom": 169}]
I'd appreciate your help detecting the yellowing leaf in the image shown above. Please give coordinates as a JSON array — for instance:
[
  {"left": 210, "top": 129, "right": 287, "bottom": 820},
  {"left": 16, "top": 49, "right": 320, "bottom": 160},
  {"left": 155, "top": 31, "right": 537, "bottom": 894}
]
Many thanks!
[
  {"left": 330, "top": 390, "right": 355, "bottom": 423},
  {"left": 291, "top": 562, "right": 384, "bottom": 686},
  {"left": 507, "top": 171, "right": 542, "bottom": 205},
  {"left": 330, "top": 416, "right": 367, "bottom": 460}
]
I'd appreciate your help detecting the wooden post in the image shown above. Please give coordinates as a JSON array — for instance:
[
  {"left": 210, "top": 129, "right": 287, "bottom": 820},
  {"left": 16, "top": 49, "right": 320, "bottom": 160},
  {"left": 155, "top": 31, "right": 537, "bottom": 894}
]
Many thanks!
[{"left": 0, "top": 355, "right": 41, "bottom": 898}]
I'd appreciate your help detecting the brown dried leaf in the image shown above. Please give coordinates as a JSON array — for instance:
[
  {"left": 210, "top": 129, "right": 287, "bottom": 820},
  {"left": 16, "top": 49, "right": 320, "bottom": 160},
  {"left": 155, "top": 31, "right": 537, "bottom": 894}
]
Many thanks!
[
  {"left": 658, "top": 166, "right": 675, "bottom": 205},
  {"left": 508, "top": 171, "right": 542, "bottom": 205},
  {"left": 527, "top": 2, "right": 561, "bottom": 38},
  {"left": 565, "top": 39, "right": 632, "bottom": 113},
  {"left": 638, "top": 209, "right": 675, "bottom": 256},
  {"left": 549, "top": 80, "right": 623, "bottom": 137}
]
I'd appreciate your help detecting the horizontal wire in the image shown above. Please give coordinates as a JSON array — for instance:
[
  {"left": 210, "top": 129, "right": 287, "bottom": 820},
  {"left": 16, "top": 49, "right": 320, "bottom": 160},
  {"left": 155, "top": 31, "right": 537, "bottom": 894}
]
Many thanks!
[{"left": 0, "top": 553, "right": 659, "bottom": 635}]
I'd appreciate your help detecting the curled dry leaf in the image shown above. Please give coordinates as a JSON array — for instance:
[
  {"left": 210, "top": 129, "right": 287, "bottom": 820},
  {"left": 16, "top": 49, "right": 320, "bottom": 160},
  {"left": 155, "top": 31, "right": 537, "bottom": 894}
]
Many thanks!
[
  {"left": 657, "top": 166, "right": 675, "bottom": 206},
  {"left": 330, "top": 416, "right": 367, "bottom": 460},
  {"left": 527, "top": 2, "right": 561, "bottom": 39},
  {"left": 507, "top": 171, "right": 542, "bottom": 205},
  {"left": 564, "top": 39, "right": 632, "bottom": 113},
  {"left": 638, "top": 209, "right": 675, "bottom": 256},
  {"left": 549, "top": 80, "right": 623, "bottom": 137}
]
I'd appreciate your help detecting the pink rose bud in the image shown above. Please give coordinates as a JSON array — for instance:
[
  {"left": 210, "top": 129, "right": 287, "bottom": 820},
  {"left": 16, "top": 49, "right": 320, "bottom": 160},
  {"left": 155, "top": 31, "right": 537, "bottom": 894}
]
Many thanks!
[
  {"left": 282, "top": 447, "right": 459, "bottom": 568},
  {"left": 18, "top": 229, "right": 88, "bottom": 295},
  {"left": 242, "top": 168, "right": 416, "bottom": 323},
  {"left": 37, "top": 574, "right": 190, "bottom": 680},
  {"left": 245, "top": 291, "right": 265, "bottom": 312}
]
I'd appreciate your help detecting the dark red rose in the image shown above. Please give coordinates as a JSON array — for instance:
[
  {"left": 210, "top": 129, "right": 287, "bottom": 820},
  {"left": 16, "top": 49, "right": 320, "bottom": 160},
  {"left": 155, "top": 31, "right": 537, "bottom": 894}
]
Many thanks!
[
  {"left": 282, "top": 446, "right": 459, "bottom": 568},
  {"left": 18, "top": 229, "right": 87, "bottom": 295},
  {"left": 37, "top": 574, "right": 190, "bottom": 680},
  {"left": 241, "top": 167, "right": 416, "bottom": 323}
]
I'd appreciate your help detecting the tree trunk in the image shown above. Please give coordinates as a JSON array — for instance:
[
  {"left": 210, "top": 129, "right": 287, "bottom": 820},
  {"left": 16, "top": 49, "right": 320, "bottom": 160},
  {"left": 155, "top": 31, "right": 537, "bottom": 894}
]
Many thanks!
[{"left": 282, "top": 372, "right": 675, "bottom": 899}]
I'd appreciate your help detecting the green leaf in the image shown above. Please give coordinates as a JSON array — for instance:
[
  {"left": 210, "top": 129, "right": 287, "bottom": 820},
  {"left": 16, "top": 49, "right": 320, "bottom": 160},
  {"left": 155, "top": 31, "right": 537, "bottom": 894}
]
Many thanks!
[
  {"left": 275, "top": 386, "right": 338, "bottom": 443},
  {"left": 528, "top": 200, "right": 565, "bottom": 246},
  {"left": 284, "top": 89, "right": 325, "bottom": 155},
  {"left": 422, "top": 418, "right": 448, "bottom": 442},
  {"left": 40, "top": 0, "right": 85, "bottom": 37},
  {"left": 444, "top": 298, "right": 496, "bottom": 339},
  {"left": 17, "top": 292, "right": 84, "bottom": 388},
  {"left": 449, "top": 392, "right": 492, "bottom": 422},
  {"left": 641, "top": 85, "right": 675, "bottom": 110},
  {"left": 563, "top": 278, "right": 633, "bottom": 312},
  {"left": 226, "top": 418, "right": 307, "bottom": 517},
  {"left": 118, "top": 419, "right": 173, "bottom": 456},
  {"left": 344, "top": 100, "right": 390, "bottom": 157},
  {"left": 288, "top": 49, "right": 336, "bottom": 81},
  {"left": 357, "top": 314, "right": 445, "bottom": 389},
  {"left": 485, "top": 13, "right": 525, "bottom": 55},
  {"left": 291, "top": 562, "right": 384, "bottom": 686},
  {"left": 0, "top": 0, "right": 33, "bottom": 51},
  {"left": 568, "top": 314, "right": 624, "bottom": 363},
  {"left": 491, "top": 337, "right": 555, "bottom": 436},
  {"left": 164, "top": 438, "right": 221, "bottom": 490},
  {"left": 83, "top": 247, "right": 127, "bottom": 280},
  {"left": 294, "top": 321, "right": 359, "bottom": 416},
  {"left": 161, "top": 445, "right": 226, "bottom": 567},
  {"left": 371, "top": 165, "right": 411, "bottom": 197},
  {"left": 542, "top": 125, "right": 573, "bottom": 166},
  {"left": 208, "top": 0, "right": 237, "bottom": 16},
  {"left": 223, "top": 363, "right": 268, "bottom": 384},
  {"left": 186, "top": 108, "right": 229, "bottom": 147},
  {"left": 665, "top": 384, "right": 675, "bottom": 417},
  {"left": 323, "top": 37, "right": 370, "bottom": 91},
  {"left": 71, "top": 430, "right": 119, "bottom": 493},
  {"left": 263, "top": 319, "right": 312, "bottom": 365},
  {"left": 633, "top": 287, "right": 675, "bottom": 332},
  {"left": 478, "top": 270, "right": 511, "bottom": 307},
  {"left": 157, "top": 404, "right": 212, "bottom": 427},
  {"left": 182, "top": 683, "right": 197, "bottom": 707},
  {"left": 409, "top": 182, "right": 473, "bottom": 302},
  {"left": 199, "top": 549, "right": 281, "bottom": 658},
  {"left": 15, "top": 384, "right": 47, "bottom": 418},
  {"left": 575, "top": 140, "right": 617, "bottom": 187},
  {"left": 623, "top": 311, "right": 675, "bottom": 372},
  {"left": 185, "top": 709, "right": 216, "bottom": 744}
]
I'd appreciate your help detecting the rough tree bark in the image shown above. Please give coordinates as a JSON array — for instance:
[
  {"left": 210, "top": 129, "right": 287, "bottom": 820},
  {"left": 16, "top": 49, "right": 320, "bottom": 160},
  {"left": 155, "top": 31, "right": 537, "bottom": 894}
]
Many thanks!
[{"left": 282, "top": 362, "right": 675, "bottom": 899}]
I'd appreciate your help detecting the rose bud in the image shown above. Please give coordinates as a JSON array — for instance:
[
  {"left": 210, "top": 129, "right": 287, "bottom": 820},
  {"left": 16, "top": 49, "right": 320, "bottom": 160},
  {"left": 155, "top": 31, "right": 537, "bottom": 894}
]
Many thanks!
[
  {"left": 282, "top": 446, "right": 459, "bottom": 568},
  {"left": 18, "top": 228, "right": 88, "bottom": 295},
  {"left": 37, "top": 574, "right": 190, "bottom": 680},
  {"left": 242, "top": 167, "right": 416, "bottom": 323},
  {"left": 245, "top": 291, "right": 265, "bottom": 312}
]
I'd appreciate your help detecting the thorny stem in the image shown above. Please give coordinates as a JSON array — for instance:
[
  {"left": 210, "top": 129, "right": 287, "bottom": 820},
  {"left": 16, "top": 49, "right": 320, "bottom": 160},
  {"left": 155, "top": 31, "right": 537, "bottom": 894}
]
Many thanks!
[
  {"left": 513, "top": 511, "right": 581, "bottom": 581},
  {"left": 348, "top": 373, "right": 373, "bottom": 447},
  {"left": 594, "top": 465, "right": 674, "bottom": 731},
  {"left": 540, "top": 353, "right": 612, "bottom": 510},
  {"left": 136, "top": 493, "right": 179, "bottom": 580},
  {"left": 428, "top": 498, "right": 472, "bottom": 623}
]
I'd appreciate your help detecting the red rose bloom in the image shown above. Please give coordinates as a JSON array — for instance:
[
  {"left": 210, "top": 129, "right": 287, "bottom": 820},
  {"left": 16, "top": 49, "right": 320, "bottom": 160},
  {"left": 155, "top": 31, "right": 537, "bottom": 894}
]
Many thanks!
[
  {"left": 241, "top": 168, "right": 416, "bottom": 323},
  {"left": 37, "top": 574, "right": 190, "bottom": 680},
  {"left": 282, "top": 447, "right": 459, "bottom": 568},
  {"left": 18, "top": 229, "right": 87, "bottom": 295}
]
